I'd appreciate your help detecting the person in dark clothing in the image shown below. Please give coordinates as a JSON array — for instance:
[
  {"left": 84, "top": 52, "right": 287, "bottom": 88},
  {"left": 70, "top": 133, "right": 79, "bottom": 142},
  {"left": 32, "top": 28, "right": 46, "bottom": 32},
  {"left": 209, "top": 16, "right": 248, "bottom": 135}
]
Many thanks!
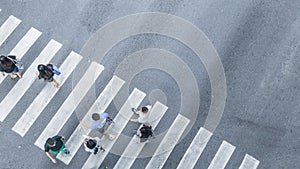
[
  {"left": 44, "top": 135, "right": 69, "bottom": 164},
  {"left": 82, "top": 135, "right": 105, "bottom": 155},
  {"left": 136, "top": 122, "right": 153, "bottom": 144},
  {"left": 37, "top": 64, "right": 60, "bottom": 88},
  {"left": 0, "top": 55, "right": 22, "bottom": 78}
]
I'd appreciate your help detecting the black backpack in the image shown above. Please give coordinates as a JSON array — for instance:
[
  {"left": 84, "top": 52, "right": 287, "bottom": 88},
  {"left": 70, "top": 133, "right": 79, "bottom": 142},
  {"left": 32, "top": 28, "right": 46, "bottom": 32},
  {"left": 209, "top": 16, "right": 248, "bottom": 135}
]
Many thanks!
[{"left": 140, "top": 125, "right": 153, "bottom": 138}]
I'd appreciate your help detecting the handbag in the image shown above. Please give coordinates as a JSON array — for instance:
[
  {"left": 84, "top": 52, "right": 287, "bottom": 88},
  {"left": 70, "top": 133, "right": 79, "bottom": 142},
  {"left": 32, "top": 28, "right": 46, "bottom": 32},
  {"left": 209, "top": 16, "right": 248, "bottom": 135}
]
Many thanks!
[{"left": 47, "top": 64, "right": 61, "bottom": 75}]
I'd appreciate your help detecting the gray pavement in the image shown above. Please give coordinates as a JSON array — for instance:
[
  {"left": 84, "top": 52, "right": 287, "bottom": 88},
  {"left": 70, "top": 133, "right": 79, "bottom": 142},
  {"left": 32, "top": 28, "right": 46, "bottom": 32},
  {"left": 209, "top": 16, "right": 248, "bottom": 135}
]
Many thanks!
[{"left": 0, "top": 0, "right": 299, "bottom": 169}]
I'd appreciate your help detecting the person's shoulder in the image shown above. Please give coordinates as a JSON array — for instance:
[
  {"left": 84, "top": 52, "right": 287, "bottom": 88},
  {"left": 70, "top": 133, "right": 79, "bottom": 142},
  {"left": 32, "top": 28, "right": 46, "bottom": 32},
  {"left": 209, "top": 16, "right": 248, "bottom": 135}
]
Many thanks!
[{"left": 101, "top": 112, "right": 109, "bottom": 118}]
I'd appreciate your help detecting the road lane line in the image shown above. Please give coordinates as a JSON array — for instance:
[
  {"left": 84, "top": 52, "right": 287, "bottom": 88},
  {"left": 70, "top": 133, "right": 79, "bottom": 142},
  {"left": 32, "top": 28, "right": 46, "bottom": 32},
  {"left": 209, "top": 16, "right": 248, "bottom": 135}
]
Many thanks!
[
  {"left": 208, "top": 140, "right": 236, "bottom": 169},
  {"left": 12, "top": 51, "right": 82, "bottom": 137},
  {"left": 79, "top": 88, "right": 146, "bottom": 168},
  {"left": 34, "top": 62, "right": 104, "bottom": 149},
  {"left": 176, "top": 127, "right": 213, "bottom": 169},
  {"left": 0, "top": 15, "right": 21, "bottom": 46},
  {"left": 145, "top": 114, "right": 190, "bottom": 169},
  {"left": 113, "top": 101, "right": 168, "bottom": 169},
  {"left": 0, "top": 39, "right": 61, "bottom": 122},
  {"left": 239, "top": 154, "right": 260, "bottom": 169}
]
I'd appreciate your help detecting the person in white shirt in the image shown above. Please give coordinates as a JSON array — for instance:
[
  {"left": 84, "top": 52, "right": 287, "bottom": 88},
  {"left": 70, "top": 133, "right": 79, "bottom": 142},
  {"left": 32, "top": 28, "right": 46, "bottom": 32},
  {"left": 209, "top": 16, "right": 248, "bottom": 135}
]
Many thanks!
[{"left": 130, "top": 105, "right": 152, "bottom": 123}]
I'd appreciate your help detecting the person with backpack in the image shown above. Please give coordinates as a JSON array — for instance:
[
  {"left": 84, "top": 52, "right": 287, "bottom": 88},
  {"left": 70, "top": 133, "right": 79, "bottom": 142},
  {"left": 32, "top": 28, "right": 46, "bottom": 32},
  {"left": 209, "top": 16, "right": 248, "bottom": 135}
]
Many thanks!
[
  {"left": 44, "top": 135, "right": 70, "bottom": 164},
  {"left": 36, "top": 64, "right": 60, "bottom": 88},
  {"left": 131, "top": 105, "right": 152, "bottom": 123},
  {"left": 82, "top": 135, "right": 105, "bottom": 155},
  {"left": 0, "top": 55, "right": 22, "bottom": 78},
  {"left": 136, "top": 122, "right": 153, "bottom": 144},
  {"left": 80, "top": 112, "right": 116, "bottom": 141}
]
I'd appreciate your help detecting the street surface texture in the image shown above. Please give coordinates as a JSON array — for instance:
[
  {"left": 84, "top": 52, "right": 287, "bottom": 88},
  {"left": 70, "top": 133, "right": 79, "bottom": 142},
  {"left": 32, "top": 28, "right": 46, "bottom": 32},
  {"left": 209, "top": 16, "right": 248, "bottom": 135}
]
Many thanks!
[{"left": 0, "top": 0, "right": 299, "bottom": 169}]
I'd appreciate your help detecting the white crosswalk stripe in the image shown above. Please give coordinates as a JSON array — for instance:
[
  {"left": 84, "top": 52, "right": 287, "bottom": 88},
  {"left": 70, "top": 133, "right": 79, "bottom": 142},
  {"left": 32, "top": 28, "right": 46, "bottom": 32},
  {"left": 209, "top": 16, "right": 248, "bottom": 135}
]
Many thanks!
[
  {"left": 8, "top": 27, "right": 41, "bottom": 56},
  {"left": 0, "top": 27, "right": 42, "bottom": 85},
  {"left": 145, "top": 114, "right": 190, "bottom": 169},
  {"left": 81, "top": 88, "right": 146, "bottom": 168},
  {"left": 0, "top": 39, "right": 61, "bottom": 122},
  {"left": 0, "top": 15, "right": 21, "bottom": 47},
  {"left": 208, "top": 140, "right": 236, "bottom": 169},
  {"left": 176, "top": 127, "right": 213, "bottom": 169},
  {"left": 34, "top": 62, "right": 104, "bottom": 149},
  {"left": 113, "top": 101, "right": 168, "bottom": 169},
  {"left": 239, "top": 154, "right": 260, "bottom": 169},
  {"left": 12, "top": 51, "right": 83, "bottom": 137}
]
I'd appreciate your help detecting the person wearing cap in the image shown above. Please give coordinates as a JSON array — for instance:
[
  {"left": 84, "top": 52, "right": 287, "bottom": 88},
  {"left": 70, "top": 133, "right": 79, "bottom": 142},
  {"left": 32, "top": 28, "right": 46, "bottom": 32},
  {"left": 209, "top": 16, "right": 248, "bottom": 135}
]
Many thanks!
[
  {"left": 131, "top": 105, "right": 152, "bottom": 123},
  {"left": 36, "top": 64, "right": 60, "bottom": 88},
  {"left": 80, "top": 112, "right": 116, "bottom": 141},
  {"left": 0, "top": 55, "right": 22, "bottom": 78},
  {"left": 44, "top": 135, "right": 69, "bottom": 164}
]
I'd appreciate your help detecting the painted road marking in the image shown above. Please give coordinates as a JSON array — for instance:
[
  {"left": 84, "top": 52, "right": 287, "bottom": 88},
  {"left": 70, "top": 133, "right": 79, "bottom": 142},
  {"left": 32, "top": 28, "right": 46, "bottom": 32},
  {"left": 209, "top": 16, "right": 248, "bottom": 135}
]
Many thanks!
[
  {"left": 176, "top": 127, "right": 213, "bottom": 169},
  {"left": 0, "top": 15, "right": 21, "bottom": 46},
  {"left": 34, "top": 62, "right": 104, "bottom": 149},
  {"left": 0, "top": 39, "right": 61, "bottom": 122},
  {"left": 81, "top": 88, "right": 146, "bottom": 168},
  {"left": 145, "top": 114, "right": 190, "bottom": 169},
  {"left": 239, "top": 154, "right": 260, "bottom": 169},
  {"left": 8, "top": 27, "right": 41, "bottom": 56},
  {"left": 208, "top": 140, "right": 236, "bottom": 169},
  {"left": 12, "top": 51, "right": 82, "bottom": 137}
]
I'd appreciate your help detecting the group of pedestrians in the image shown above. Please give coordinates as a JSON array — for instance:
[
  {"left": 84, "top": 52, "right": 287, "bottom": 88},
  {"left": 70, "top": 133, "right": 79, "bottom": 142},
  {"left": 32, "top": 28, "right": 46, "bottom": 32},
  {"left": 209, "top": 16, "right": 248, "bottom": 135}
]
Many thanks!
[
  {"left": 0, "top": 55, "right": 60, "bottom": 87},
  {"left": 44, "top": 105, "right": 154, "bottom": 165},
  {"left": 1, "top": 55, "right": 154, "bottom": 166}
]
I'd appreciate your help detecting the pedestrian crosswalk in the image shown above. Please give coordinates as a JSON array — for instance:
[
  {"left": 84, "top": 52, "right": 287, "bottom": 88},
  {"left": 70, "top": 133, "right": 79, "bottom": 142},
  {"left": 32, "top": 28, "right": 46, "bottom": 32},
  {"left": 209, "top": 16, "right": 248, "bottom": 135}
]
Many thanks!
[
  {"left": 0, "top": 39, "right": 61, "bottom": 122},
  {"left": 12, "top": 51, "right": 83, "bottom": 137},
  {"left": 0, "top": 12, "right": 260, "bottom": 169}
]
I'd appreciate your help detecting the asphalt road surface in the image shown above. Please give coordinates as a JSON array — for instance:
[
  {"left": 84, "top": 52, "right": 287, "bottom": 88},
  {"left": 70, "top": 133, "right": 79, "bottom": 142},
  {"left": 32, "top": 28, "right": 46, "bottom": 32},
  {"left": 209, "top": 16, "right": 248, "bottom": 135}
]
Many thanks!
[{"left": 0, "top": 0, "right": 299, "bottom": 169}]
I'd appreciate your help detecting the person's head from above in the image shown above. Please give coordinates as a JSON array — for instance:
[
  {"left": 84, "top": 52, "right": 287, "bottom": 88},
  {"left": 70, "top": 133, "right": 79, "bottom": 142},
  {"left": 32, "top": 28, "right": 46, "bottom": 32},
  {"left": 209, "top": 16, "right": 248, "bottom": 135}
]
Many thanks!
[
  {"left": 141, "top": 107, "right": 148, "bottom": 113},
  {"left": 46, "top": 138, "right": 56, "bottom": 147},
  {"left": 92, "top": 113, "right": 101, "bottom": 121}
]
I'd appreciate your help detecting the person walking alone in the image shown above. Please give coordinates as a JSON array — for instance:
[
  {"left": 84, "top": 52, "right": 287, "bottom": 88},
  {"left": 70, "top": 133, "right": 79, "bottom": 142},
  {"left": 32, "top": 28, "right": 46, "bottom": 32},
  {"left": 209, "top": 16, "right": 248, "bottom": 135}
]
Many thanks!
[
  {"left": 36, "top": 64, "right": 60, "bottom": 88},
  {"left": 131, "top": 105, "right": 152, "bottom": 123},
  {"left": 80, "top": 112, "right": 116, "bottom": 141},
  {"left": 44, "top": 135, "right": 70, "bottom": 164}
]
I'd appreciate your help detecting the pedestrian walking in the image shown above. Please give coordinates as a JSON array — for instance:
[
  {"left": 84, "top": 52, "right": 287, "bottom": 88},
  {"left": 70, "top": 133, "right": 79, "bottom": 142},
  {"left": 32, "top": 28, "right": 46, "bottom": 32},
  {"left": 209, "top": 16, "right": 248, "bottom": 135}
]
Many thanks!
[
  {"left": 36, "top": 64, "right": 60, "bottom": 88},
  {"left": 131, "top": 105, "right": 152, "bottom": 123},
  {"left": 80, "top": 112, "right": 116, "bottom": 141},
  {"left": 0, "top": 55, "right": 22, "bottom": 78},
  {"left": 44, "top": 135, "right": 70, "bottom": 164},
  {"left": 82, "top": 135, "right": 105, "bottom": 155},
  {"left": 136, "top": 122, "right": 153, "bottom": 144}
]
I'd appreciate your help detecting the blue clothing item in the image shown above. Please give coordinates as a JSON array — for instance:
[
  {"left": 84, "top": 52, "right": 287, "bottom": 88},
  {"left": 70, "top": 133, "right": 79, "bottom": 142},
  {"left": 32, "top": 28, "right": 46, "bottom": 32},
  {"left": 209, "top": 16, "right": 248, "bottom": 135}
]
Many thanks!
[
  {"left": 13, "top": 66, "right": 19, "bottom": 73},
  {"left": 90, "top": 113, "right": 109, "bottom": 129}
]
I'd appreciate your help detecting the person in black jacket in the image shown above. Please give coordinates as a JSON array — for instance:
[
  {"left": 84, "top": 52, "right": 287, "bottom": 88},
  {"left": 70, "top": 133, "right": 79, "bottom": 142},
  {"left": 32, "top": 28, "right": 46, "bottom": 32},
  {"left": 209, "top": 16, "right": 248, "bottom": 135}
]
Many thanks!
[
  {"left": 0, "top": 55, "right": 22, "bottom": 78},
  {"left": 44, "top": 135, "right": 70, "bottom": 164},
  {"left": 136, "top": 122, "right": 153, "bottom": 144},
  {"left": 37, "top": 64, "right": 60, "bottom": 88}
]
